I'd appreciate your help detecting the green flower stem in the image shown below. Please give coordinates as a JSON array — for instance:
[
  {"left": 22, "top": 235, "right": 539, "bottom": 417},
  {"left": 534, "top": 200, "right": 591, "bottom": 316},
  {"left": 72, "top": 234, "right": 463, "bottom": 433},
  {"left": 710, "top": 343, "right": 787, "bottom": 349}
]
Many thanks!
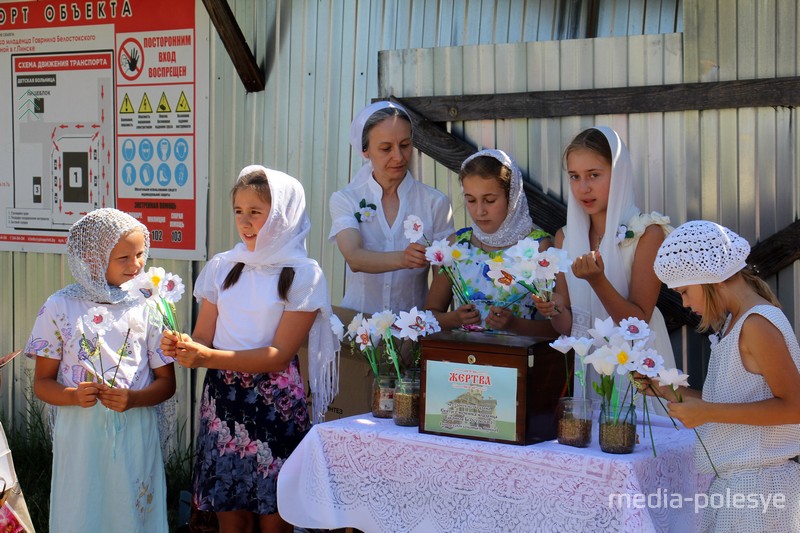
[
  {"left": 646, "top": 383, "right": 719, "bottom": 476},
  {"left": 109, "top": 328, "right": 131, "bottom": 388}
]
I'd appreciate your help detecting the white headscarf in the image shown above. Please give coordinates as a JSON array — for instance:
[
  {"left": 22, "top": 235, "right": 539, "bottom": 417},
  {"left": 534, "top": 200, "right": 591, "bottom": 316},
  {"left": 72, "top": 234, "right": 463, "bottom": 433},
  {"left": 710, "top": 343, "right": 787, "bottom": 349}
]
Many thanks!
[
  {"left": 59, "top": 208, "right": 150, "bottom": 304},
  {"left": 347, "top": 100, "right": 413, "bottom": 187},
  {"left": 461, "top": 148, "right": 534, "bottom": 248},
  {"left": 219, "top": 165, "right": 339, "bottom": 424},
  {"left": 563, "top": 126, "right": 640, "bottom": 336}
]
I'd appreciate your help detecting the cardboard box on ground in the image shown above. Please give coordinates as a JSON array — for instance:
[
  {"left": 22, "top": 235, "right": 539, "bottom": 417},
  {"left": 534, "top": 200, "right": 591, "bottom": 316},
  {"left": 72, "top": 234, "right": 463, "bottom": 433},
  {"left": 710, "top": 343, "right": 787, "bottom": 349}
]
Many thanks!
[{"left": 296, "top": 306, "right": 373, "bottom": 422}]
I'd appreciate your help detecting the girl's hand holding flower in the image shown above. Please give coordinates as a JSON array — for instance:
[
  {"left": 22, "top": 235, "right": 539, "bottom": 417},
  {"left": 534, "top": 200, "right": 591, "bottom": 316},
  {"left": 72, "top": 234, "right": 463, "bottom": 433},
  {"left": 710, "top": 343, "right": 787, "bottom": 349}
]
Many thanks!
[
  {"left": 160, "top": 330, "right": 191, "bottom": 358},
  {"left": 98, "top": 384, "right": 134, "bottom": 412},
  {"left": 532, "top": 292, "right": 564, "bottom": 319},
  {"left": 75, "top": 381, "right": 101, "bottom": 408},
  {"left": 174, "top": 338, "right": 211, "bottom": 369},
  {"left": 572, "top": 250, "right": 605, "bottom": 282},
  {"left": 667, "top": 396, "right": 707, "bottom": 429},
  {"left": 486, "top": 305, "right": 513, "bottom": 330},
  {"left": 454, "top": 303, "right": 481, "bottom": 327}
]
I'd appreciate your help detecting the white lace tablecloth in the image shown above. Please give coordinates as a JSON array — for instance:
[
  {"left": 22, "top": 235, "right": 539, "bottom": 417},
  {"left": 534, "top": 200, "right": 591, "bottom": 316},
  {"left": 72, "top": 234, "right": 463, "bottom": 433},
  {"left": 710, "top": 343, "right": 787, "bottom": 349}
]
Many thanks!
[{"left": 278, "top": 413, "right": 708, "bottom": 533}]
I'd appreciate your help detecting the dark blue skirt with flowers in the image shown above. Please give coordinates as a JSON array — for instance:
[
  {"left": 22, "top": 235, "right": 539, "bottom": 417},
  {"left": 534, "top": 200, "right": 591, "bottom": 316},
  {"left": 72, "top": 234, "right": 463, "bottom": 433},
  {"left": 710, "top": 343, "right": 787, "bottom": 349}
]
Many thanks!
[{"left": 192, "top": 355, "right": 310, "bottom": 514}]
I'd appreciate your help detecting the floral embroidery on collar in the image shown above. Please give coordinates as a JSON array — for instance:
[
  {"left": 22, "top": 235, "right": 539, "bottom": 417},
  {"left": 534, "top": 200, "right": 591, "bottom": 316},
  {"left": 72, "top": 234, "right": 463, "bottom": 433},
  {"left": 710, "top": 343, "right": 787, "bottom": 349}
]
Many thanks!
[{"left": 354, "top": 198, "right": 377, "bottom": 223}]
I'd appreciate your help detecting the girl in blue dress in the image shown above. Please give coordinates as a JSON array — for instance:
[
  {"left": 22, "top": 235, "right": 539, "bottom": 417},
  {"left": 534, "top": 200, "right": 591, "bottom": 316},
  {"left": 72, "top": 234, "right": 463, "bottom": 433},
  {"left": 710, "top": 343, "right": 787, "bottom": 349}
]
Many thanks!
[
  {"left": 425, "top": 149, "right": 557, "bottom": 337},
  {"left": 29, "top": 208, "right": 175, "bottom": 532}
]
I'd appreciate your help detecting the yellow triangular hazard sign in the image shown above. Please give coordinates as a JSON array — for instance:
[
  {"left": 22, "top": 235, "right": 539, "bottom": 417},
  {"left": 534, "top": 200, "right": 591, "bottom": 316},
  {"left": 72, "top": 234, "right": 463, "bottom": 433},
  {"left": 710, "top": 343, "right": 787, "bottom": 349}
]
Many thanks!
[
  {"left": 176, "top": 91, "right": 191, "bottom": 112},
  {"left": 157, "top": 92, "right": 171, "bottom": 113},
  {"left": 120, "top": 94, "right": 134, "bottom": 114},
  {"left": 138, "top": 93, "right": 153, "bottom": 114}
]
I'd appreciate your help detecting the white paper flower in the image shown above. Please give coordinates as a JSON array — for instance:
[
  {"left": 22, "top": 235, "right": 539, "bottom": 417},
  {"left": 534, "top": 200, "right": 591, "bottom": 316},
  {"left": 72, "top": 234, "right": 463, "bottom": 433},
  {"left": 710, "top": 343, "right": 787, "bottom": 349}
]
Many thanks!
[
  {"left": 450, "top": 242, "right": 470, "bottom": 263},
  {"left": 504, "top": 237, "right": 540, "bottom": 262},
  {"left": 610, "top": 341, "right": 639, "bottom": 374},
  {"left": 370, "top": 310, "right": 396, "bottom": 339},
  {"left": 403, "top": 215, "right": 424, "bottom": 242},
  {"left": 584, "top": 345, "right": 617, "bottom": 376},
  {"left": 532, "top": 248, "right": 571, "bottom": 280},
  {"left": 124, "top": 271, "right": 157, "bottom": 302},
  {"left": 422, "top": 310, "right": 441, "bottom": 334},
  {"left": 549, "top": 335, "right": 576, "bottom": 354},
  {"left": 159, "top": 273, "right": 185, "bottom": 303},
  {"left": 127, "top": 314, "right": 146, "bottom": 336},
  {"left": 485, "top": 257, "right": 517, "bottom": 292},
  {"left": 571, "top": 337, "right": 594, "bottom": 357},
  {"left": 329, "top": 314, "right": 345, "bottom": 342},
  {"left": 656, "top": 367, "right": 691, "bottom": 389},
  {"left": 345, "top": 313, "right": 364, "bottom": 340},
  {"left": 636, "top": 349, "right": 665, "bottom": 377},
  {"left": 425, "top": 239, "right": 454, "bottom": 266},
  {"left": 588, "top": 317, "right": 616, "bottom": 344},
  {"left": 618, "top": 317, "right": 651, "bottom": 341},
  {"left": 394, "top": 307, "right": 431, "bottom": 342},
  {"left": 84, "top": 306, "right": 113, "bottom": 336},
  {"left": 355, "top": 324, "right": 374, "bottom": 351}
]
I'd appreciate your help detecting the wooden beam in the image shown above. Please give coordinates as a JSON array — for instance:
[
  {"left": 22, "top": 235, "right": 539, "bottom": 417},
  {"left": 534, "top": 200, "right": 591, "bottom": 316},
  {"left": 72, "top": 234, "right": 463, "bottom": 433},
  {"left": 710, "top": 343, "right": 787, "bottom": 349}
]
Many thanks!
[
  {"left": 389, "top": 96, "right": 568, "bottom": 235},
  {"left": 396, "top": 77, "right": 800, "bottom": 121},
  {"left": 748, "top": 219, "right": 800, "bottom": 279},
  {"left": 202, "top": 0, "right": 265, "bottom": 92}
]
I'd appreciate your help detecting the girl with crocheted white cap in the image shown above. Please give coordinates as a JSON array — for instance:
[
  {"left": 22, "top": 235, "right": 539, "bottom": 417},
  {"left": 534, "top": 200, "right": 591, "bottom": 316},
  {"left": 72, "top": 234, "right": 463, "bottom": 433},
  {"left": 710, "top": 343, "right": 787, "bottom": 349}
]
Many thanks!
[
  {"left": 424, "top": 149, "right": 557, "bottom": 336},
  {"left": 329, "top": 101, "right": 454, "bottom": 313},
  {"left": 161, "top": 166, "right": 339, "bottom": 533},
  {"left": 27, "top": 208, "right": 175, "bottom": 531},
  {"left": 533, "top": 127, "right": 676, "bottom": 403},
  {"left": 651, "top": 220, "right": 800, "bottom": 533}
]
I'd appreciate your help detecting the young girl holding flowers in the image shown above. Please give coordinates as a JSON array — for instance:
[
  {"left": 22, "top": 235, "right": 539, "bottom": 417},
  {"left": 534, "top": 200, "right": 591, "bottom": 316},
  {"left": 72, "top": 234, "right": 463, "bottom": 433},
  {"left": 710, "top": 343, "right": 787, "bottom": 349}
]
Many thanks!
[
  {"left": 28, "top": 208, "right": 175, "bottom": 531},
  {"left": 534, "top": 126, "right": 676, "bottom": 406},
  {"left": 651, "top": 220, "right": 800, "bottom": 532},
  {"left": 425, "top": 148, "right": 556, "bottom": 336},
  {"left": 160, "top": 165, "right": 338, "bottom": 533}
]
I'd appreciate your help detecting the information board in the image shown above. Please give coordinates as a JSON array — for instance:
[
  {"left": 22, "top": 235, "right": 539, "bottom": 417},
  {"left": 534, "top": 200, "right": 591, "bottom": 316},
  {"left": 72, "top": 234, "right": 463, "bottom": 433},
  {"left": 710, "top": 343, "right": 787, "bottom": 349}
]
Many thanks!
[{"left": 0, "top": 0, "right": 209, "bottom": 259}]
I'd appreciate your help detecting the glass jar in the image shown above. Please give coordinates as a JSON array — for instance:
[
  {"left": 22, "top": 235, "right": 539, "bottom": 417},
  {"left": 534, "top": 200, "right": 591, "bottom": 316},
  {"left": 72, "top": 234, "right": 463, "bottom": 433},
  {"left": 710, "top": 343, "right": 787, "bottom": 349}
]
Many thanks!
[
  {"left": 598, "top": 401, "right": 636, "bottom": 454},
  {"left": 393, "top": 376, "right": 420, "bottom": 427},
  {"left": 556, "top": 397, "right": 595, "bottom": 448},
  {"left": 371, "top": 375, "right": 395, "bottom": 418}
]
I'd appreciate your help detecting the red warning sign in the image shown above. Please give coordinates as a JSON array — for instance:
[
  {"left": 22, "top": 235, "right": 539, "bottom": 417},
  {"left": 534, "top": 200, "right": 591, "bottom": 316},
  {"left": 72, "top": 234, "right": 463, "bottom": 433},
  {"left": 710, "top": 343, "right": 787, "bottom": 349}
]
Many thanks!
[{"left": 118, "top": 37, "right": 144, "bottom": 81}]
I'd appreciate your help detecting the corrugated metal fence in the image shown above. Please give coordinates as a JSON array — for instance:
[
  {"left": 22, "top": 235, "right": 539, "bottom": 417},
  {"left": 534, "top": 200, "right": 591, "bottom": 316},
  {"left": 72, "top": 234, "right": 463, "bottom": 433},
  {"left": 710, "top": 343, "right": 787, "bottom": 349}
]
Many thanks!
[{"left": 13, "top": 0, "right": 795, "bottom": 446}]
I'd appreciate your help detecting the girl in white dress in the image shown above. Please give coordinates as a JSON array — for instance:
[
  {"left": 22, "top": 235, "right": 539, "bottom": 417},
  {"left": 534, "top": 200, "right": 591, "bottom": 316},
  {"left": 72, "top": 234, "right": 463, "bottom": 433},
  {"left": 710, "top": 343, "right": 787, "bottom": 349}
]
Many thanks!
[
  {"left": 652, "top": 220, "right": 800, "bottom": 533},
  {"left": 28, "top": 208, "right": 175, "bottom": 532},
  {"left": 535, "top": 126, "right": 676, "bottom": 406}
]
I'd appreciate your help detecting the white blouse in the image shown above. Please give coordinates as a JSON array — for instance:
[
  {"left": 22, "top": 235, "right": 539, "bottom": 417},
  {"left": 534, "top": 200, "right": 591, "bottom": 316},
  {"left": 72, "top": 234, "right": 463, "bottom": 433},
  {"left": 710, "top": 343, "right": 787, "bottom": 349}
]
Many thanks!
[
  {"left": 194, "top": 255, "right": 321, "bottom": 351},
  {"left": 329, "top": 173, "right": 453, "bottom": 314}
]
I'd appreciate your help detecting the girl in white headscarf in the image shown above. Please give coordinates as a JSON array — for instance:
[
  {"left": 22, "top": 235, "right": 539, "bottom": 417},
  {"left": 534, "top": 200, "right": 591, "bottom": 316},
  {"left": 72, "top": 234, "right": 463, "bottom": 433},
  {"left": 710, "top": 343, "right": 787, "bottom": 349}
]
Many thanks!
[
  {"left": 534, "top": 127, "right": 676, "bottom": 403},
  {"left": 161, "top": 166, "right": 338, "bottom": 533},
  {"left": 425, "top": 149, "right": 556, "bottom": 337},
  {"left": 328, "top": 101, "right": 454, "bottom": 314},
  {"left": 28, "top": 208, "right": 175, "bottom": 532}
]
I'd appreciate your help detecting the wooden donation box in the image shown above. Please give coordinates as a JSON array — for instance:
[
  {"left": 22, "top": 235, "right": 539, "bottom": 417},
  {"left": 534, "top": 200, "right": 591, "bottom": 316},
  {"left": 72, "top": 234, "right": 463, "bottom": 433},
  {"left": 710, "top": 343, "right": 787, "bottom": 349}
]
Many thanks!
[{"left": 419, "top": 330, "right": 570, "bottom": 445}]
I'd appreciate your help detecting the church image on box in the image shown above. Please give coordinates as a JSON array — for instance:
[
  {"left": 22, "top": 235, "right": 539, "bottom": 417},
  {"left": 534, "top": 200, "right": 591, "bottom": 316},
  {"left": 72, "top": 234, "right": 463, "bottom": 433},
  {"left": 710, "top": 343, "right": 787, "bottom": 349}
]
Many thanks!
[{"left": 439, "top": 390, "right": 499, "bottom": 433}]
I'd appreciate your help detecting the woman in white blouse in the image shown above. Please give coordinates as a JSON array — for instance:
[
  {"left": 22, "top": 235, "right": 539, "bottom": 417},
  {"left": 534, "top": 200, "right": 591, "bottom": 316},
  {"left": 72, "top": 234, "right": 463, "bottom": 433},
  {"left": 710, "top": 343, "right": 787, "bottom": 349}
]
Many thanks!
[{"left": 328, "top": 101, "right": 454, "bottom": 314}]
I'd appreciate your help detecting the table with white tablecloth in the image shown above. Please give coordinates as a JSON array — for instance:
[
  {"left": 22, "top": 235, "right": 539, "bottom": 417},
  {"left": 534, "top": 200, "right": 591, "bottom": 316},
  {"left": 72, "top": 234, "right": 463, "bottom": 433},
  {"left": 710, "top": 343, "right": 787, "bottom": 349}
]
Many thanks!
[{"left": 278, "top": 413, "right": 708, "bottom": 533}]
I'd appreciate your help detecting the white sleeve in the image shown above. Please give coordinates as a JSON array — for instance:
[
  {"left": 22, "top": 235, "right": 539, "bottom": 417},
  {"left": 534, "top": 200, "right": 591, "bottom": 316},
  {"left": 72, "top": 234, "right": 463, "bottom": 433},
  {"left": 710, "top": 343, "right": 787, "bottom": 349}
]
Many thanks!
[
  {"left": 285, "top": 264, "right": 329, "bottom": 313},
  {"left": 193, "top": 256, "right": 223, "bottom": 304},
  {"left": 328, "top": 189, "right": 360, "bottom": 241}
]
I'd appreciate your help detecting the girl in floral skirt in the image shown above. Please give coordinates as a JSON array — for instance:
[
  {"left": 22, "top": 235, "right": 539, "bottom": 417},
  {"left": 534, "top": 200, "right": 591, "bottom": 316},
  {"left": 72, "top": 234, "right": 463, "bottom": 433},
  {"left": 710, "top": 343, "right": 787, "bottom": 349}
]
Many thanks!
[{"left": 161, "top": 165, "right": 338, "bottom": 533}]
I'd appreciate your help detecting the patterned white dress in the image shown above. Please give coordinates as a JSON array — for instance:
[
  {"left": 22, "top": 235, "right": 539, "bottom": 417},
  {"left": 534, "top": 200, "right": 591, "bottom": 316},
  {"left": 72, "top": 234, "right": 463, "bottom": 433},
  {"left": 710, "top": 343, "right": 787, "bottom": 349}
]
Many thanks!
[
  {"left": 697, "top": 304, "right": 800, "bottom": 532},
  {"left": 26, "top": 293, "right": 171, "bottom": 532}
]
